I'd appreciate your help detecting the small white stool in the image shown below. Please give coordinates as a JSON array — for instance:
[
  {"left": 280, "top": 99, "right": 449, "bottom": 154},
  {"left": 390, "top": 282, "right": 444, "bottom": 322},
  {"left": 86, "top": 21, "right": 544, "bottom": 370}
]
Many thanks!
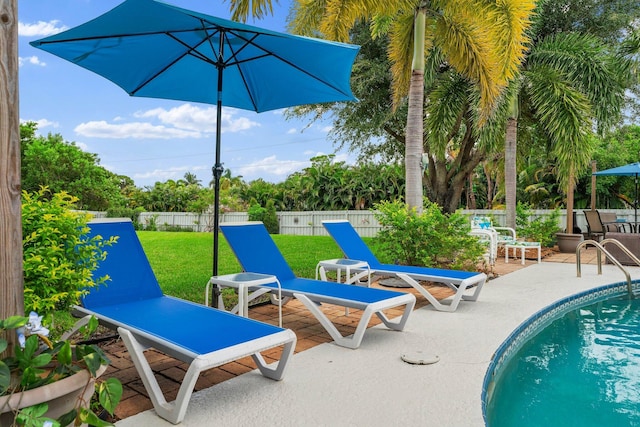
[
  {"left": 315, "top": 258, "right": 370, "bottom": 286},
  {"left": 505, "top": 242, "right": 541, "bottom": 265}
]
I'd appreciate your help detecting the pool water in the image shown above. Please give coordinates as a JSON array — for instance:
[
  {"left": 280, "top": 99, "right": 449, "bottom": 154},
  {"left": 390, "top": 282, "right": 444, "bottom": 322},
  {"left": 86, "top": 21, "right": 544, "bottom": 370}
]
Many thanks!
[{"left": 487, "top": 296, "right": 640, "bottom": 427}]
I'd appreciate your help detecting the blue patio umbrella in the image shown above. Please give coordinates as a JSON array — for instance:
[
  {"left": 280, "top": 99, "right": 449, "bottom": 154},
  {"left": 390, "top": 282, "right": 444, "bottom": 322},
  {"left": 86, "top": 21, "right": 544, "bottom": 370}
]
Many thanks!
[
  {"left": 30, "top": 0, "right": 359, "bottom": 293},
  {"left": 593, "top": 162, "right": 640, "bottom": 223}
]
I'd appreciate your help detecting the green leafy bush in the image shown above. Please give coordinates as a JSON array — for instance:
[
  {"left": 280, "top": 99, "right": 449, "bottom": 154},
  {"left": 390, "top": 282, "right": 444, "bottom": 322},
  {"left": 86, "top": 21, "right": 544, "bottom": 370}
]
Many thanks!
[
  {"left": 247, "top": 199, "right": 267, "bottom": 222},
  {"left": 22, "top": 188, "right": 117, "bottom": 319},
  {"left": 263, "top": 200, "right": 279, "bottom": 234},
  {"left": 373, "top": 200, "right": 485, "bottom": 270},
  {"left": 106, "top": 206, "right": 143, "bottom": 229},
  {"left": 515, "top": 202, "right": 561, "bottom": 247}
]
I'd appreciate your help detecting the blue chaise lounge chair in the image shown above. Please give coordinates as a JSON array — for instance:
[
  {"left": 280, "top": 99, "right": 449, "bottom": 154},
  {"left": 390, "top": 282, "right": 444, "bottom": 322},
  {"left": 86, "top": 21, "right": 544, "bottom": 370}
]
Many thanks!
[
  {"left": 74, "top": 219, "right": 296, "bottom": 424},
  {"left": 322, "top": 220, "right": 486, "bottom": 312},
  {"left": 219, "top": 222, "right": 416, "bottom": 349}
]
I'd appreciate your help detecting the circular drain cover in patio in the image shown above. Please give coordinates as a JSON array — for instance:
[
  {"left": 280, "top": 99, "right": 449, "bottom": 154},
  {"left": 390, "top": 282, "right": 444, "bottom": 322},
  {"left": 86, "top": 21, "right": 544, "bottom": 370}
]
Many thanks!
[
  {"left": 401, "top": 351, "right": 440, "bottom": 365},
  {"left": 379, "top": 277, "right": 412, "bottom": 288}
]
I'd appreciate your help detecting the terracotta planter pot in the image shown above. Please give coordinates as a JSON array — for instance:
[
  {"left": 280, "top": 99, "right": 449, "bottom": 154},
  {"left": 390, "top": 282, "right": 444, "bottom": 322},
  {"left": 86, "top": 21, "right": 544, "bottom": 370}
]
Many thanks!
[
  {"left": 556, "top": 232, "right": 584, "bottom": 253},
  {"left": 0, "top": 365, "right": 106, "bottom": 427}
]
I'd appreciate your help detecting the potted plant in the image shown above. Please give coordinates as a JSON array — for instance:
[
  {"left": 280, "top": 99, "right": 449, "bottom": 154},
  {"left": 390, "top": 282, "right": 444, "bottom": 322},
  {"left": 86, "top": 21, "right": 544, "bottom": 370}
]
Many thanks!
[{"left": 0, "top": 312, "right": 122, "bottom": 427}]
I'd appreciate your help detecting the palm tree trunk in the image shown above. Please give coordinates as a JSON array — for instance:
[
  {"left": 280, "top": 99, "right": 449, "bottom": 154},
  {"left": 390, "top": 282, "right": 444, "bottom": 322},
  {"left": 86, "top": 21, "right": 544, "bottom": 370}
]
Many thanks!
[
  {"left": 566, "top": 168, "right": 575, "bottom": 233},
  {"left": 505, "top": 117, "right": 517, "bottom": 229},
  {"left": 405, "top": 7, "right": 426, "bottom": 211}
]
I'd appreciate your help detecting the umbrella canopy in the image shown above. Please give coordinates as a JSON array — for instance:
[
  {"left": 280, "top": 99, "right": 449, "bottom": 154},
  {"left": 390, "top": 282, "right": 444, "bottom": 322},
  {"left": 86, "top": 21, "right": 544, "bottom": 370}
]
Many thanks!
[
  {"left": 31, "top": 0, "right": 359, "bottom": 286},
  {"left": 593, "top": 162, "right": 640, "bottom": 223}
]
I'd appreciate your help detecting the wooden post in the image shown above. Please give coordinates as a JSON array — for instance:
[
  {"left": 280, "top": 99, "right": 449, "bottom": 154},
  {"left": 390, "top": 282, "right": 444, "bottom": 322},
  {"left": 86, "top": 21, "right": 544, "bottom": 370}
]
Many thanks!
[
  {"left": 591, "top": 160, "right": 597, "bottom": 210},
  {"left": 0, "top": 0, "right": 24, "bottom": 347}
]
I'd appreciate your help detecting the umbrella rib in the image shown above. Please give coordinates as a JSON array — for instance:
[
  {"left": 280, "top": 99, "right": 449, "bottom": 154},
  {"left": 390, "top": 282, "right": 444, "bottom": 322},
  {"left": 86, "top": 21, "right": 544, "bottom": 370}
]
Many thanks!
[
  {"left": 129, "top": 28, "right": 222, "bottom": 96},
  {"left": 222, "top": 32, "right": 262, "bottom": 110}
]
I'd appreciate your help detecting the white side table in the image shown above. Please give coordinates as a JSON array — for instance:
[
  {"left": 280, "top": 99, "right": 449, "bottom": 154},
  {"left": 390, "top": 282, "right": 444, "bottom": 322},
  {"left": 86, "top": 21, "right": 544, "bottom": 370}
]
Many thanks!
[
  {"left": 504, "top": 242, "right": 541, "bottom": 265},
  {"left": 316, "top": 259, "right": 370, "bottom": 316},
  {"left": 315, "top": 259, "right": 371, "bottom": 286},
  {"left": 207, "top": 272, "right": 282, "bottom": 327}
]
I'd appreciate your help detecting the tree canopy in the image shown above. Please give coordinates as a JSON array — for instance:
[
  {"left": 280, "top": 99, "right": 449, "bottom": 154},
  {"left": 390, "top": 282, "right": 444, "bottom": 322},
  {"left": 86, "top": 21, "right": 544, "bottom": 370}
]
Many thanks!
[{"left": 20, "top": 122, "right": 125, "bottom": 211}]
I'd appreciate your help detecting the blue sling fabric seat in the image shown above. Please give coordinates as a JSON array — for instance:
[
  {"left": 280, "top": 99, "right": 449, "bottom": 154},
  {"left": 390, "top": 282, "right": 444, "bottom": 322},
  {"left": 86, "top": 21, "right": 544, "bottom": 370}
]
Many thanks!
[
  {"left": 322, "top": 220, "right": 487, "bottom": 312},
  {"left": 75, "top": 219, "right": 296, "bottom": 424},
  {"left": 219, "top": 222, "right": 416, "bottom": 349}
]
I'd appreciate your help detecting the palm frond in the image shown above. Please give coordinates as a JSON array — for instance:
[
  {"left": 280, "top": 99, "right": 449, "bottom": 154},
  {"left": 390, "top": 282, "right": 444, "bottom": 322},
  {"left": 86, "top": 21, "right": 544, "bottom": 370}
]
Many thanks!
[
  {"left": 388, "top": 11, "right": 431, "bottom": 107},
  {"left": 288, "top": 0, "right": 330, "bottom": 37},
  {"left": 229, "top": 0, "right": 274, "bottom": 22},
  {"left": 435, "top": 9, "right": 502, "bottom": 117},
  {"left": 425, "top": 73, "right": 469, "bottom": 157},
  {"left": 481, "top": 0, "right": 535, "bottom": 81},
  {"left": 525, "top": 65, "right": 594, "bottom": 187},
  {"left": 319, "top": 0, "right": 387, "bottom": 41},
  {"left": 528, "top": 33, "right": 627, "bottom": 131}
]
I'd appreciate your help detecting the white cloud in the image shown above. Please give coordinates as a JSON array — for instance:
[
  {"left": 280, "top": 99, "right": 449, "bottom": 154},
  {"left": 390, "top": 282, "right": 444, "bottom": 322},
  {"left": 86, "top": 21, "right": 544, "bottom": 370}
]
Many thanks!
[
  {"left": 75, "top": 104, "right": 262, "bottom": 139},
  {"left": 19, "top": 56, "right": 46, "bottom": 67},
  {"left": 238, "top": 155, "right": 309, "bottom": 178},
  {"left": 74, "top": 121, "right": 201, "bottom": 139},
  {"left": 133, "top": 165, "right": 208, "bottom": 183},
  {"left": 76, "top": 143, "right": 90, "bottom": 153},
  {"left": 19, "top": 20, "right": 68, "bottom": 37},
  {"left": 20, "top": 118, "right": 59, "bottom": 130},
  {"left": 136, "top": 103, "right": 260, "bottom": 134},
  {"left": 333, "top": 153, "right": 351, "bottom": 163},
  {"left": 287, "top": 128, "right": 298, "bottom": 134}
]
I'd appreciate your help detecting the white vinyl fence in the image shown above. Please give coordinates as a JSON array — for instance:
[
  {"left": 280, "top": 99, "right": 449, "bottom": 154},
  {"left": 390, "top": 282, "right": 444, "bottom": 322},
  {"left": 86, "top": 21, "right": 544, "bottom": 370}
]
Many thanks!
[{"left": 87, "top": 209, "right": 639, "bottom": 236}]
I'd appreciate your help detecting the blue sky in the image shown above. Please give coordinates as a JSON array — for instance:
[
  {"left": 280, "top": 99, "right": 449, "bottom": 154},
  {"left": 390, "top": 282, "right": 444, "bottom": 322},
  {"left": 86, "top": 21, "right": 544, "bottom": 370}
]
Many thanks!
[{"left": 18, "top": 0, "right": 352, "bottom": 187}]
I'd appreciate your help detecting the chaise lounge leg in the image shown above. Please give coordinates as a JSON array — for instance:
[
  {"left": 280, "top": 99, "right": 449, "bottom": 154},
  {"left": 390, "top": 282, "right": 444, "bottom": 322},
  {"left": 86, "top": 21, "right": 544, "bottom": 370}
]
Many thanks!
[
  {"left": 395, "top": 273, "right": 485, "bottom": 312},
  {"left": 292, "top": 293, "right": 416, "bottom": 349},
  {"left": 252, "top": 332, "right": 296, "bottom": 380},
  {"left": 118, "top": 327, "right": 296, "bottom": 424}
]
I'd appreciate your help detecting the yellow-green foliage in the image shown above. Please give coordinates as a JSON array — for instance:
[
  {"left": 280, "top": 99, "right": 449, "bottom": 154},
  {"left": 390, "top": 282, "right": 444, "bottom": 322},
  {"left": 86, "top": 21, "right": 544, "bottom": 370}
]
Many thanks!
[
  {"left": 373, "top": 199, "right": 485, "bottom": 270},
  {"left": 22, "top": 188, "right": 117, "bottom": 317}
]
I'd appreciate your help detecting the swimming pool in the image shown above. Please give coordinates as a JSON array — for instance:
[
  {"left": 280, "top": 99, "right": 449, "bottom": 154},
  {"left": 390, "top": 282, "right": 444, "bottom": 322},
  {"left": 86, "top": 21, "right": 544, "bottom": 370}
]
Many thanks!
[{"left": 484, "top": 282, "right": 640, "bottom": 427}]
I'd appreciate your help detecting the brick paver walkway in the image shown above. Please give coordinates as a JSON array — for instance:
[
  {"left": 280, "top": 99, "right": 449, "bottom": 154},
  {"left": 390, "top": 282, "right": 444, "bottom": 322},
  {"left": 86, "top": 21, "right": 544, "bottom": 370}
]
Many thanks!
[{"left": 100, "top": 247, "right": 599, "bottom": 421}]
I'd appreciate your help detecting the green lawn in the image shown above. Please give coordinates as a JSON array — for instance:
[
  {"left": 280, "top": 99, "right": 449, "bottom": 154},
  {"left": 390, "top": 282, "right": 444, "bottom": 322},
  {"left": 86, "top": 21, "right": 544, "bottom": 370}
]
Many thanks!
[{"left": 137, "top": 231, "right": 345, "bottom": 303}]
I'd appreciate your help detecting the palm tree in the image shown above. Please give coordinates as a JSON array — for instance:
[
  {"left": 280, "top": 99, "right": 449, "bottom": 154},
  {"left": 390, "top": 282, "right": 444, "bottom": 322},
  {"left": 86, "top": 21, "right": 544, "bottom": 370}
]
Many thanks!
[
  {"left": 231, "top": 0, "right": 534, "bottom": 212},
  {"left": 503, "top": 31, "right": 635, "bottom": 231},
  {"left": 183, "top": 172, "right": 201, "bottom": 186}
]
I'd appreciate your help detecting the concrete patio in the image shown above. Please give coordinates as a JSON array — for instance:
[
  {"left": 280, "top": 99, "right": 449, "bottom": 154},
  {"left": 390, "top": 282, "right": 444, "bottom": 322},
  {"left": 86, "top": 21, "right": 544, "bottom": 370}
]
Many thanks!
[{"left": 104, "top": 247, "right": 639, "bottom": 426}]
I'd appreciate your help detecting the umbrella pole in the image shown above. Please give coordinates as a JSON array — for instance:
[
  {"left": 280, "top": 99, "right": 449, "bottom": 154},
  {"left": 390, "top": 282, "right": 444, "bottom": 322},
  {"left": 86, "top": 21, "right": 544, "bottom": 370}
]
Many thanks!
[
  {"left": 211, "top": 35, "right": 226, "bottom": 308},
  {"left": 635, "top": 174, "right": 638, "bottom": 225}
]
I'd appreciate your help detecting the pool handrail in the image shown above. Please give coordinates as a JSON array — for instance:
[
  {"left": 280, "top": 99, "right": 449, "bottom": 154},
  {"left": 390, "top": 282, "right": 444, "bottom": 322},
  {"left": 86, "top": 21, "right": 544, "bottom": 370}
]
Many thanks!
[{"left": 576, "top": 238, "right": 638, "bottom": 298}]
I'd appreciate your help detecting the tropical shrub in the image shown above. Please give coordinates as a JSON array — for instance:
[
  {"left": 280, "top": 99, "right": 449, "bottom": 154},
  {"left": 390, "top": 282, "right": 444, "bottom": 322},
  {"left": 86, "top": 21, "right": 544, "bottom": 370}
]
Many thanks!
[
  {"left": 106, "top": 206, "right": 144, "bottom": 229},
  {"left": 247, "top": 199, "right": 266, "bottom": 222},
  {"left": 515, "top": 202, "right": 561, "bottom": 247},
  {"left": 22, "top": 188, "right": 117, "bottom": 319},
  {"left": 373, "top": 199, "right": 485, "bottom": 270},
  {"left": 263, "top": 200, "right": 279, "bottom": 234}
]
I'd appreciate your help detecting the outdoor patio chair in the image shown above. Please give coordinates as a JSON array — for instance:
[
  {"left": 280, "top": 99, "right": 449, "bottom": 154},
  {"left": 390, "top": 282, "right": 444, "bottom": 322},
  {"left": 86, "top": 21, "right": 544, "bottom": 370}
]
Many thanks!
[
  {"left": 469, "top": 228, "right": 498, "bottom": 265},
  {"left": 219, "top": 222, "right": 416, "bottom": 349},
  {"left": 74, "top": 219, "right": 296, "bottom": 425},
  {"left": 322, "top": 220, "right": 487, "bottom": 312},
  {"left": 470, "top": 216, "right": 517, "bottom": 246},
  {"left": 598, "top": 211, "right": 630, "bottom": 233},
  {"left": 582, "top": 209, "right": 623, "bottom": 240}
]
